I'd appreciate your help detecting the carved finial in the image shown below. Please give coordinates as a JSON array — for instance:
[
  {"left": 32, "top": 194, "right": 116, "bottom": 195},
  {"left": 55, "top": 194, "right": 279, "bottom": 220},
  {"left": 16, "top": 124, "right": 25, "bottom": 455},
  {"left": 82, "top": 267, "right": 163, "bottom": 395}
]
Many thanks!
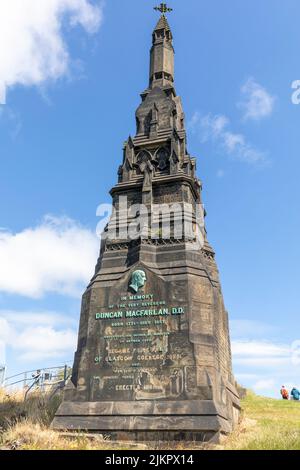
[{"left": 154, "top": 3, "right": 173, "bottom": 16}]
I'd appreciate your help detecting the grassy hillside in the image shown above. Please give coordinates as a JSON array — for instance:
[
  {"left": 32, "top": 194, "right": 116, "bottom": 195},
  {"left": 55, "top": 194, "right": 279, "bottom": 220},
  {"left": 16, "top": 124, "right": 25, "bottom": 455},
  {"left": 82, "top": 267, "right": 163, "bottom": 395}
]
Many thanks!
[
  {"left": 223, "top": 391, "right": 300, "bottom": 450},
  {"left": 1, "top": 388, "right": 300, "bottom": 450}
]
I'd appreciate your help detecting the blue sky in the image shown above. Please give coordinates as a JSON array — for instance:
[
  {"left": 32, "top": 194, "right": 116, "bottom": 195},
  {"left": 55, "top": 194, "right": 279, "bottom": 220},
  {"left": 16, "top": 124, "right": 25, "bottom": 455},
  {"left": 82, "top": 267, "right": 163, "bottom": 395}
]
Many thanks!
[{"left": 0, "top": 0, "right": 299, "bottom": 398}]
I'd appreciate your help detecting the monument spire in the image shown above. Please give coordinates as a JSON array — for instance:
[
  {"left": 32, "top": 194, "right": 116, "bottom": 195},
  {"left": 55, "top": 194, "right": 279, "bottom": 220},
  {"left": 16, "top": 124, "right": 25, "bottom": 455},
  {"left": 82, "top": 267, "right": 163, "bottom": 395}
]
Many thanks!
[
  {"left": 53, "top": 4, "right": 240, "bottom": 441},
  {"left": 150, "top": 3, "right": 174, "bottom": 88}
]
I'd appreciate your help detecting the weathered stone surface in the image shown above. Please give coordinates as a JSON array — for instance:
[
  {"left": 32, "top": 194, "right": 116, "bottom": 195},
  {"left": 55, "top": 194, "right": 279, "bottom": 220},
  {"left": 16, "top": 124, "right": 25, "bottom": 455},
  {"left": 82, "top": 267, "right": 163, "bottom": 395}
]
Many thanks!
[
  {"left": 52, "top": 12, "right": 240, "bottom": 441},
  {"left": 54, "top": 400, "right": 229, "bottom": 418},
  {"left": 52, "top": 415, "right": 232, "bottom": 433}
]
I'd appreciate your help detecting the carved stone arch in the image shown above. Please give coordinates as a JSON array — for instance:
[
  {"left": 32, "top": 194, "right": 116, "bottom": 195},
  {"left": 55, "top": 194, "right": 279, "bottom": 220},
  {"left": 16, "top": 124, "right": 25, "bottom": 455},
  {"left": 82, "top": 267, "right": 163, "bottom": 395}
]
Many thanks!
[
  {"left": 136, "top": 149, "right": 152, "bottom": 165},
  {"left": 155, "top": 147, "right": 170, "bottom": 172},
  {"left": 135, "top": 150, "right": 153, "bottom": 176}
]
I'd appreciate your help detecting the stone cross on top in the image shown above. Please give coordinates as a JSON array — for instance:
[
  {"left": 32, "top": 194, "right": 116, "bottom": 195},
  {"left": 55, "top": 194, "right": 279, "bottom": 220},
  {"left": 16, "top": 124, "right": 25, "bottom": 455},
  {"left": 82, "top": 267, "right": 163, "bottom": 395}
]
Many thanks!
[{"left": 154, "top": 3, "right": 173, "bottom": 16}]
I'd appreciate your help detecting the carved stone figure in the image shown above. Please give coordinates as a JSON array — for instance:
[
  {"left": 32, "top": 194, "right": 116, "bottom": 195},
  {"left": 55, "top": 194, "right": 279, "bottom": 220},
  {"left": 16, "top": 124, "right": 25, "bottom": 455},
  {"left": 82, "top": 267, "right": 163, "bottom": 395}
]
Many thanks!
[{"left": 141, "top": 160, "right": 154, "bottom": 192}]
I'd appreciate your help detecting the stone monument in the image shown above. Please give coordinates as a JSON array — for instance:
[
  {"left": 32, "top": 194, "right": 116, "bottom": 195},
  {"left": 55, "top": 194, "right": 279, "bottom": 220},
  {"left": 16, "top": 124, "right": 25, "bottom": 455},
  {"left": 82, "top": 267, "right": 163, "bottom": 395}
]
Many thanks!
[{"left": 52, "top": 3, "right": 240, "bottom": 442}]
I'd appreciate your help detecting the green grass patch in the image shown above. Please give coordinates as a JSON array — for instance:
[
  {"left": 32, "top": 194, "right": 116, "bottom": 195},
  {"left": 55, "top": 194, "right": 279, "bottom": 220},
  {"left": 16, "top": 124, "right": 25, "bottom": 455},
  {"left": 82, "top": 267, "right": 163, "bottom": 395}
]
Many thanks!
[{"left": 223, "top": 391, "right": 300, "bottom": 450}]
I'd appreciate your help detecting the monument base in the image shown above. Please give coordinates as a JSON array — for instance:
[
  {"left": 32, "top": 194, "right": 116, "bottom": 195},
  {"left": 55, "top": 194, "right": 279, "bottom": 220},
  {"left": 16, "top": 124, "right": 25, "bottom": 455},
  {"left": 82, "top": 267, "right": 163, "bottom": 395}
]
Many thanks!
[{"left": 52, "top": 383, "right": 240, "bottom": 443}]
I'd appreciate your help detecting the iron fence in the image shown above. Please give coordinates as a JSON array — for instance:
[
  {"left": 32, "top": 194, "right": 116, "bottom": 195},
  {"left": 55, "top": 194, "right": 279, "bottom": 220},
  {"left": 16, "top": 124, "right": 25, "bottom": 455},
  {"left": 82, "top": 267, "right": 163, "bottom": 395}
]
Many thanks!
[
  {"left": 2, "top": 363, "right": 73, "bottom": 398},
  {"left": 0, "top": 366, "right": 6, "bottom": 386}
]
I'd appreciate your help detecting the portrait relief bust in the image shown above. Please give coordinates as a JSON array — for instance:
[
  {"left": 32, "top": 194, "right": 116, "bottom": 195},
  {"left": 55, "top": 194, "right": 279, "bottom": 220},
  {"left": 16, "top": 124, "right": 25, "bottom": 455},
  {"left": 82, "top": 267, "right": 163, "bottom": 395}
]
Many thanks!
[{"left": 129, "top": 270, "right": 147, "bottom": 293}]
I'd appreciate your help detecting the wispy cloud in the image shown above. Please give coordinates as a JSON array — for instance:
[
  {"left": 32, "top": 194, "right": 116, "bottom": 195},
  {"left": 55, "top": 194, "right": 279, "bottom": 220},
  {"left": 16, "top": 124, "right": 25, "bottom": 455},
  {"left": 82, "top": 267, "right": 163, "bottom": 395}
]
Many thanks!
[
  {"left": 0, "top": 0, "right": 104, "bottom": 104},
  {"left": 233, "top": 340, "right": 300, "bottom": 373},
  {"left": 232, "top": 339, "right": 299, "bottom": 396},
  {"left": 0, "top": 341, "right": 5, "bottom": 365},
  {"left": 231, "top": 320, "right": 300, "bottom": 397},
  {"left": 238, "top": 78, "right": 276, "bottom": 121},
  {"left": 0, "top": 310, "right": 77, "bottom": 362},
  {"left": 230, "top": 319, "right": 278, "bottom": 338},
  {"left": 0, "top": 310, "right": 77, "bottom": 327},
  {"left": 189, "top": 112, "right": 266, "bottom": 164},
  {"left": 232, "top": 340, "right": 290, "bottom": 362},
  {"left": 0, "top": 215, "right": 98, "bottom": 298},
  {"left": 0, "top": 106, "right": 22, "bottom": 138},
  {"left": 252, "top": 379, "right": 276, "bottom": 393},
  {"left": 16, "top": 326, "right": 76, "bottom": 361}
]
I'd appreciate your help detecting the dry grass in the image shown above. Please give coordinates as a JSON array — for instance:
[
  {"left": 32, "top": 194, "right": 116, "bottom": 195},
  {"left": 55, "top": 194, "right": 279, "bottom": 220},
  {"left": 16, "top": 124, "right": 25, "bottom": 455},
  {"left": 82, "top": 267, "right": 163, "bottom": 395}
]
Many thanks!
[
  {"left": 1, "top": 388, "right": 300, "bottom": 450},
  {"left": 0, "top": 388, "right": 61, "bottom": 427},
  {"left": 2, "top": 421, "right": 149, "bottom": 450},
  {"left": 0, "top": 387, "right": 208, "bottom": 450},
  {"left": 0, "top": 387, "right": 63, "bottom": 450}
]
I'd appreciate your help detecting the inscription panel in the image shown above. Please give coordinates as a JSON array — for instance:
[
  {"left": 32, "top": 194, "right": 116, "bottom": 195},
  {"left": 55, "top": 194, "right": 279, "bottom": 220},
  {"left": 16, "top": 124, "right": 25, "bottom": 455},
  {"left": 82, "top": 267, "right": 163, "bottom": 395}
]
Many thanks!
[
  {"left": 87, "top": 270, "right": 199, "bottom": 401},
  {"left": 92, "top": 296, "right": 191, "bottom": 400}
]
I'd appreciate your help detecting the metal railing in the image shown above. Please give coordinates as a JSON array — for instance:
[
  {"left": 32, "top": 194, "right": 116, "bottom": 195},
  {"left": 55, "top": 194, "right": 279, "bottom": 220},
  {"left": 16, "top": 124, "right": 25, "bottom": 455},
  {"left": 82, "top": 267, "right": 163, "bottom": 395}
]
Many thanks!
[
  {"left": 2, "top": 363, "right": 73, "bottom": 399},
  {"left": 0, "top": 366, "right": 6, "bottom": 386}
]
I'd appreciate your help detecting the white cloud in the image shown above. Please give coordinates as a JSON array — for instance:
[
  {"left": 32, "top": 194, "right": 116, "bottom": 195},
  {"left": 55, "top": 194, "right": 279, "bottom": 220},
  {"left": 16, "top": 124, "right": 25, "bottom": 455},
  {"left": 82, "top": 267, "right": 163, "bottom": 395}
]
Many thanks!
[
  {"left": 0, "top": 310, "right": 77, "bottom": 363},
  {"left": 16, "top": 326, "right": 77, "bottom": 361},
  {"left": 189, "top": 112, "right": 266, "bottom": 164},
  {"left": 231, "top": 318, "right": 300, "bottom": 397},
  {"left": 0, "top": 310, "right": 77, "bottom": 327},
  {"left": 234, "top": 356, "right": 290, "bottom": 367},
  {"left": 0, "top": 215, "right": 98, "bottom": 298},
  {"left": 0, "top": 341, "right": 5, "bottom": 365},
  {"left": 232, "top": 340, "right": 290, "bottom": 359},
  {"left": 253, "top": 379, "right": 276, "bottom": 392},
  {"left": 230, "top": 319, "right": 278, "bottom": 339},
  {"left": 0, "top": 317, "right": 12, "bottom": 344},
  {"left": 235, "top": 373, "right": 261, "bottom": 381},
  {"left": 0, "top": 0, "right": 103, "bottom": 104},
  {"left": 238, "top": 78, "right": 276, "bottom": 121},
  {"left": 232, "top": 338, "right": 300, "bottom": 397}
]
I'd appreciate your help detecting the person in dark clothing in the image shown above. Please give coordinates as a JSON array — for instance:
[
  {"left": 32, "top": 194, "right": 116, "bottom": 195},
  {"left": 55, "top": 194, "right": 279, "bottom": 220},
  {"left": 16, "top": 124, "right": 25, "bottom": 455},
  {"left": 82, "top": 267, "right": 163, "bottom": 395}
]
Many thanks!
[{"left": 290, "top": 387, "right": 300, "bottom": 401}]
